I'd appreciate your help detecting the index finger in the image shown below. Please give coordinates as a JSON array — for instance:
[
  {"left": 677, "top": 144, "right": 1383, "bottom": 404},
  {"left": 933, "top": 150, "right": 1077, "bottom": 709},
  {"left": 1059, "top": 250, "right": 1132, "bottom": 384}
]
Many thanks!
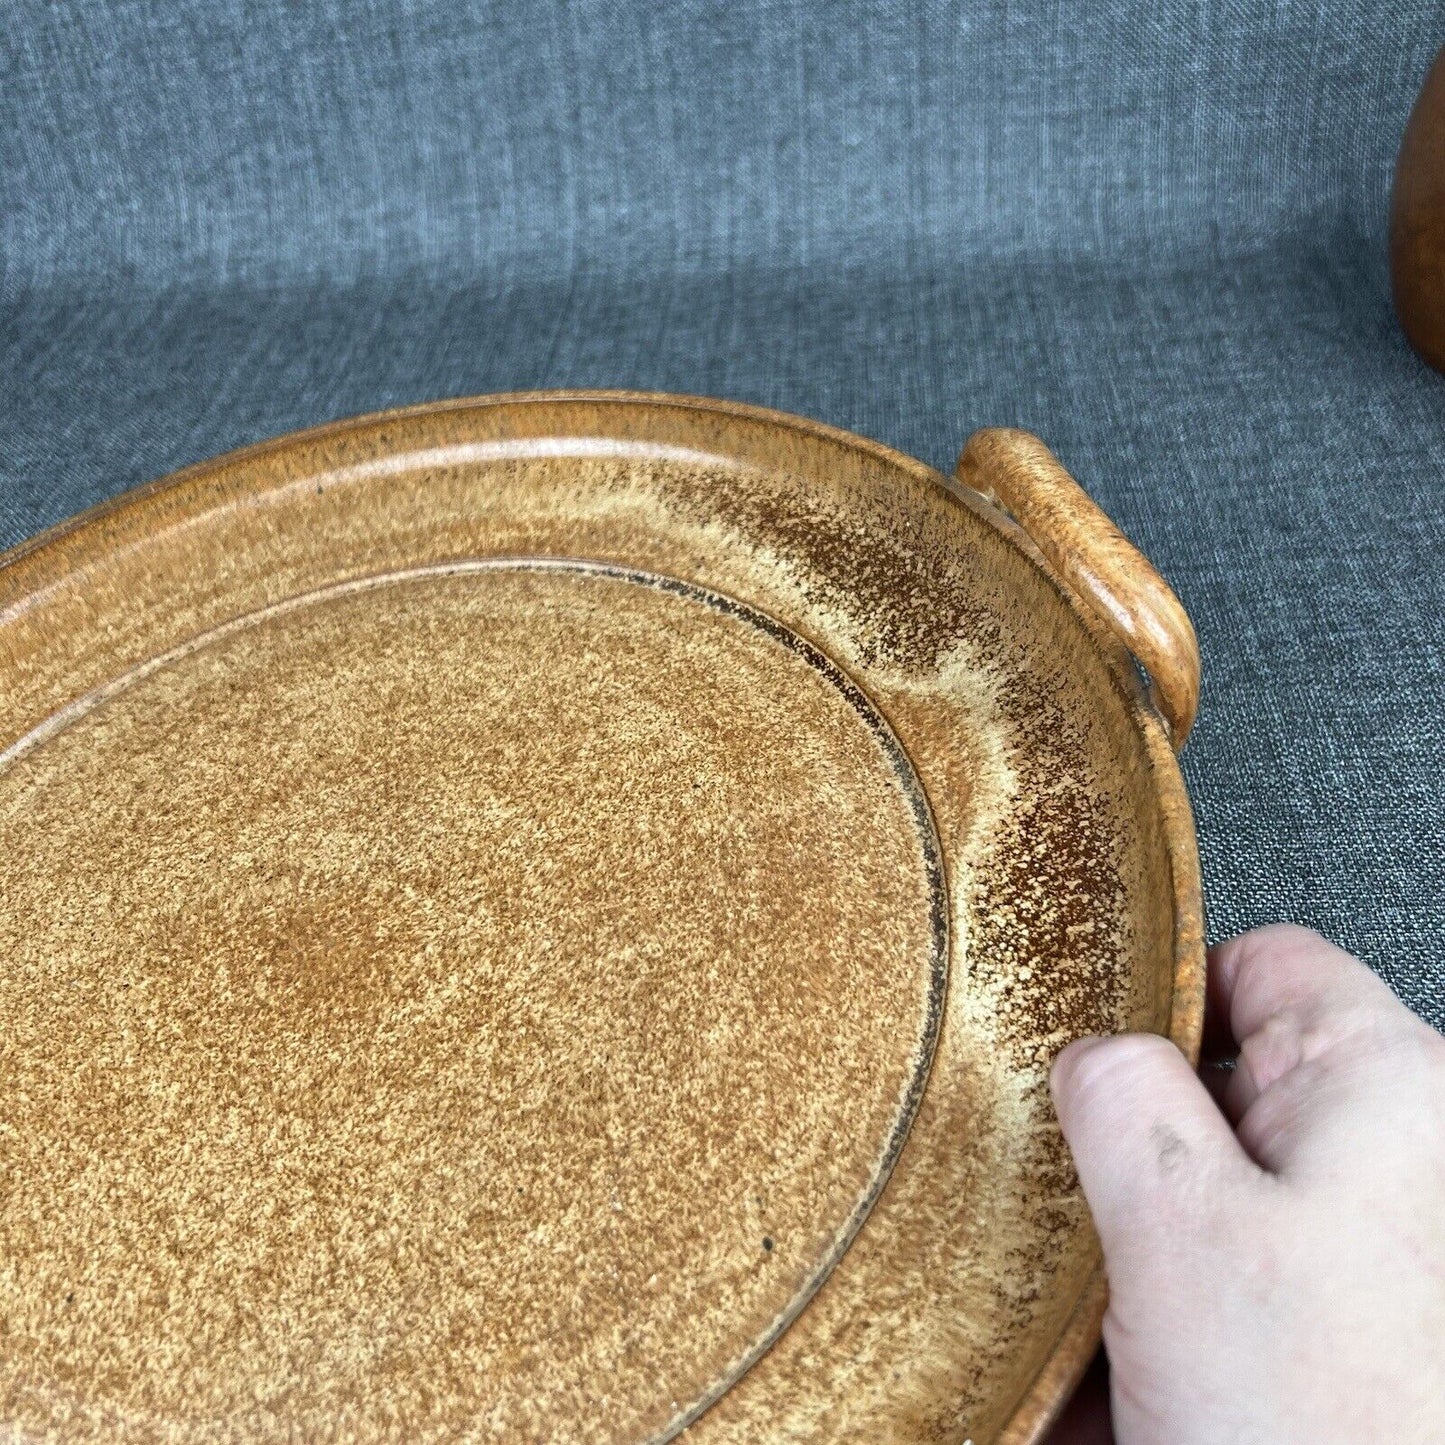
[{"left": 1207, "top": 924, "right": 1403, "bottom": 1049}]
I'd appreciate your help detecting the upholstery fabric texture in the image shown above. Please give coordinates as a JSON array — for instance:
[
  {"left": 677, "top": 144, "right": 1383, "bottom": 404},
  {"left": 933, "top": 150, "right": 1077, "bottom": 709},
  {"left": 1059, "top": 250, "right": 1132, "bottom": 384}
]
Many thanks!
[{"left": 2, "top": 0, "right": 1443, "bottom": 1024}]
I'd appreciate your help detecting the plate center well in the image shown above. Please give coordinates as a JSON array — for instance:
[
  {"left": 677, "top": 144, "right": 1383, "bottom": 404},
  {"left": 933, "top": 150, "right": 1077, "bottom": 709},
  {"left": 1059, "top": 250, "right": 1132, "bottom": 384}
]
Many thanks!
[{"left": 0, "top": 559, "right": 946, "bottom": 1442}]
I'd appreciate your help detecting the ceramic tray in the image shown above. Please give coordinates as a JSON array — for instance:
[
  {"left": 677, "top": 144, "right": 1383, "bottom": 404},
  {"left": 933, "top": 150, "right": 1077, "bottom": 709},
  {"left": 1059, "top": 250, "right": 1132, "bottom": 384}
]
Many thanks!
[{"left": 0, "top": 393, "right": 1203, "bottom": 1444}]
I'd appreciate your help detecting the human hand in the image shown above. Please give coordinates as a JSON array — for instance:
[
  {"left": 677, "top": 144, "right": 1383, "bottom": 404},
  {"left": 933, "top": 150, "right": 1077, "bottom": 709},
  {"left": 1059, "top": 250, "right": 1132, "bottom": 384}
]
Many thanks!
[{"left": 1045, "top": 924, "right": 1445, "bottom": 1445}]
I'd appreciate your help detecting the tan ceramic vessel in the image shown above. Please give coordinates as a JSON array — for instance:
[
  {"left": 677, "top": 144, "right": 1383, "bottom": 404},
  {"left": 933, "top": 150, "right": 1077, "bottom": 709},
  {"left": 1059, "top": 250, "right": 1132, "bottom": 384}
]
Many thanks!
[{"left": 0, "top": 393, "right": 1204, "bottom": 1444}]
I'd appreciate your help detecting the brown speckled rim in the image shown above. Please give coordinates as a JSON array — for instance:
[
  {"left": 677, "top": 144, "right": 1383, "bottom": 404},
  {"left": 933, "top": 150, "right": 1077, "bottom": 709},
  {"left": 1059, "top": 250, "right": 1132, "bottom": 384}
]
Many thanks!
[
  {"left": 938, "top": 438, "right": 1207, "bottom": 1445},
  {"left": 997, "top": 715, "right": 1205, "bottom": 1445},
  {"left": 0, "top": 390, "right": 1207, "bottom": 1444}
]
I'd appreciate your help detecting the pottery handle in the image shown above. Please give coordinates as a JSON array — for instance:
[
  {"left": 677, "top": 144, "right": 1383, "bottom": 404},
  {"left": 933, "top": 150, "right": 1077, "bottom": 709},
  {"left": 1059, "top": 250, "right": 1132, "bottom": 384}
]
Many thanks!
[{"left": 955, "top": 427, "right": 1200, "bottom": 749}]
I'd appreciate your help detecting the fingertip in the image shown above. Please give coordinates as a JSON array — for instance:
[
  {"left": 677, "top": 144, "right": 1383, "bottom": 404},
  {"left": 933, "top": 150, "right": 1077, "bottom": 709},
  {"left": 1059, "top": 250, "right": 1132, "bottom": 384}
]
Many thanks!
[
  {"left": 1050, "top": 1034, "right": 1108, "bottom": 1100},
  {"left": 1053, "top": 1029, "right": 1177, "bottom": 1082},
  {"left": 1209, "top": 923, "right": 1326, "bottom": 992}
]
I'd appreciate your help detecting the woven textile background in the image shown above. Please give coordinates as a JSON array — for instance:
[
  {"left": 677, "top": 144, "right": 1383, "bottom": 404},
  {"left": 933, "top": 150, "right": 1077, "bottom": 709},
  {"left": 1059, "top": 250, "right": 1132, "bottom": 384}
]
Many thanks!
[{"left": 3, "top": 1, "right": 1443, "bottom": 1024}]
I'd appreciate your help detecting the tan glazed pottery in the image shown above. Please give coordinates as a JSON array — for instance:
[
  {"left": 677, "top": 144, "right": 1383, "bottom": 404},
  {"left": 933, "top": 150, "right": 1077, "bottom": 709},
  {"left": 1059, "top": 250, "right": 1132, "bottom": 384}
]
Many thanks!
[{"left": 0, "top": 392, "right": 1204, "bottom": 1444}]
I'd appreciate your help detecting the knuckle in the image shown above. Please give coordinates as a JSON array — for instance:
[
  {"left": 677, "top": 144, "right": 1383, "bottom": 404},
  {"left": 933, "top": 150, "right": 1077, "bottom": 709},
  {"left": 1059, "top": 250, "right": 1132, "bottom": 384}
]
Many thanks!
[
  {"left": 1239, "top": 1016, "right": 1303, "bottom": 1088},
  {"left": 1237, "top": 923, "right": 1328, "bottom": 975}
]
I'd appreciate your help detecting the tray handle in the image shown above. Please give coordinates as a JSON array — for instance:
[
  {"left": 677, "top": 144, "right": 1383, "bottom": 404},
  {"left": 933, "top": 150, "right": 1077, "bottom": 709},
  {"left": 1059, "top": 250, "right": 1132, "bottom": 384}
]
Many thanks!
[{"left": 955, "top": 427, "right": 1200, "bottom": 749}]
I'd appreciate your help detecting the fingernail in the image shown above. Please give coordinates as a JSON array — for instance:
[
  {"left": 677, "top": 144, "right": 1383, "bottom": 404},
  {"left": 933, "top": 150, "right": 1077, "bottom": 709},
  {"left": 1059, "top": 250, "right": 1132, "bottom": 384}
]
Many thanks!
[{"left": 1050, "top": 1035, "right": 1108, "bottom": 1097}]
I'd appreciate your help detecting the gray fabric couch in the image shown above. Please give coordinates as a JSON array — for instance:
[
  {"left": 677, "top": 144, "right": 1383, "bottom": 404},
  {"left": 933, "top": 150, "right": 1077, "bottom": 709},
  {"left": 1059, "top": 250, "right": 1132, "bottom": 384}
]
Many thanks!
[{"left": 3, "top": 0, "right": 1442, "bottom": 1024}]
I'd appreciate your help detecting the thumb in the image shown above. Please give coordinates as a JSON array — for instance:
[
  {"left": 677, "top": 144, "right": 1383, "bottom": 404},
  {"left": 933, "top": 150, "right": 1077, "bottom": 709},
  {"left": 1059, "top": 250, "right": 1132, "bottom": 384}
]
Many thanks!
[{"left": 1050, "top": 1033, "right": 1254, "bottom": 1264}]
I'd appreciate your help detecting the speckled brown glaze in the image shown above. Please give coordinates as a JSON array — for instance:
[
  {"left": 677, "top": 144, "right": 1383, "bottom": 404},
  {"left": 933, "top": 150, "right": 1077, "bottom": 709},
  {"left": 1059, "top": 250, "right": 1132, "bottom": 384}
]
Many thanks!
[{"left": 0, "top": 393, "right": 1205, "bottom": 1444}]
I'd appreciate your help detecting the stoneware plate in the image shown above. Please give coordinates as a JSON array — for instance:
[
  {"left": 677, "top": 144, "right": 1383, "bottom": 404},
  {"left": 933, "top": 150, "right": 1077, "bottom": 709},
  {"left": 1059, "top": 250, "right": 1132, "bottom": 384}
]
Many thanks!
[{"left": 0, "top": 393, "right": 1203, "bottom": 1445}]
